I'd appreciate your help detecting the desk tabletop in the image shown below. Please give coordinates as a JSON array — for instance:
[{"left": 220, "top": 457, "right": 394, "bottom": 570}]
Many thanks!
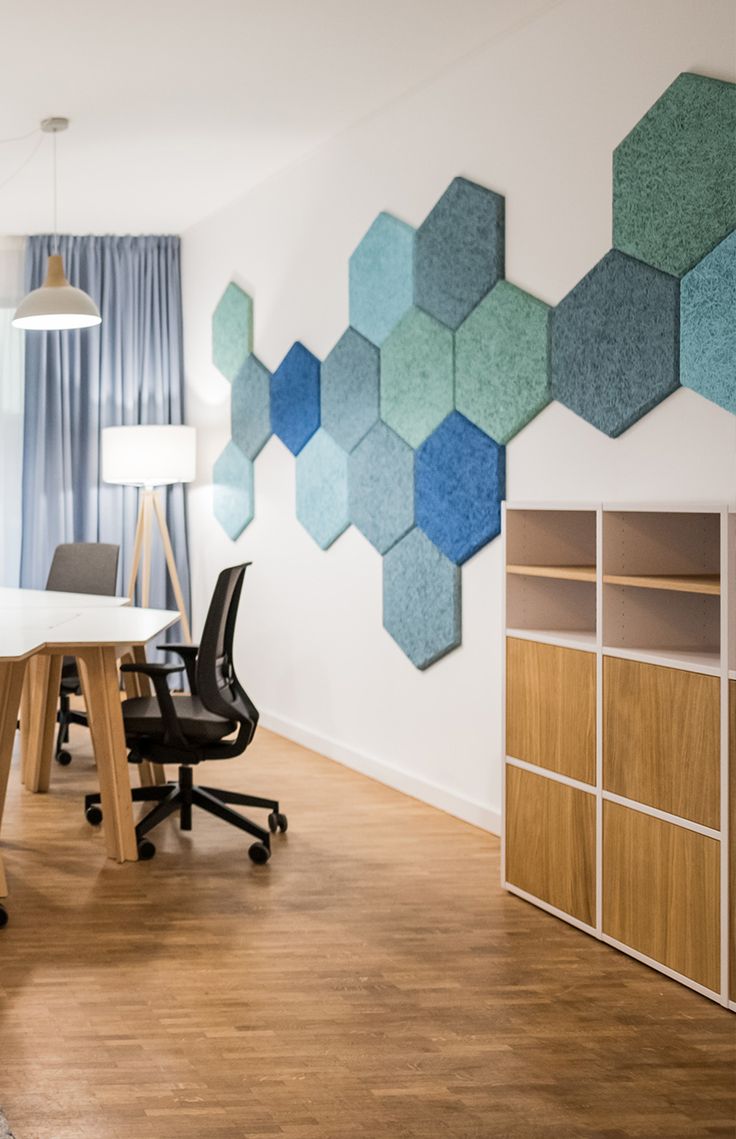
[{"left": 0, "top": 587, "right": 129, "bottom": 610}]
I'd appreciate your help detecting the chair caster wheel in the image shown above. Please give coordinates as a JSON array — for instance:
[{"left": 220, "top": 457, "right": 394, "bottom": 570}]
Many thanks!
[
  {"left": 268, "top": 811, "right": 288, "bottom": 834},
  {"left": 0, "top": 905, "right": 7, "bottom": 929},
  {"left": 137, "top": 840, "right": 156, "bottom": 861},
  {"left": 56, "top": 750, "right": 72, "bottom": 766},
  {"left": 85, "top": 806, "right": 103, "bottom": 826},
  {"left": 248, "top": 842, "right": 270, "bottom": 865}
]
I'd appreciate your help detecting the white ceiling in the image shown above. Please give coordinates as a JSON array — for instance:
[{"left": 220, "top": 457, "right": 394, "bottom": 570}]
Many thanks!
[{"left": 0, "top": 0, "right": 556, "bottom": 235}]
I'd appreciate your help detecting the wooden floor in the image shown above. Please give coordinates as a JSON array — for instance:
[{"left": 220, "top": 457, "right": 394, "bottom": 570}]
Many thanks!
[{"left": 0, "top": 727, "right": 734, "bottom": 1139}]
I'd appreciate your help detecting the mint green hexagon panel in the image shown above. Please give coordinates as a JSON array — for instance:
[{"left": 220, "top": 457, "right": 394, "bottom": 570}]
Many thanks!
[
  {"left": 613, "top": 72, "right": 736, "bottom": 277},
  {"left": 213, "top": 441, "right": 254, "bottom": 540},
  {"left": 455, "top": 282, "right": 550, "bottom": 443},
  {"left": 231, "top": 355, "right": 271, "bottom": 460},
  {"left": 295, "top": 429, "right": 350, "bottom": 550},
  {"left": 348, "top": 421, "right": 414, "bottom": 554},
  {"left": 380, "top": 307, "right": 454, "bottom": 447},
  {"left": 321, "top": 328, "right": 380, "bottom": 452},
  {"left": 213, "top": 282, "right": 253, "bottom": 382},
  {"left": 383, "top": 528, "right": 461, "bottom": 670},
  {"left": 349, "top": 213, "right": 415, "bottom": 347},
  {"left": 681, "top": 229, "right": 736, "bottom": 414}
]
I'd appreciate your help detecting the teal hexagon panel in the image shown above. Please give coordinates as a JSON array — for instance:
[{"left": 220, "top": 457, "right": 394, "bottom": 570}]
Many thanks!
[
  {"left": 231, "top": 355, "right": 271, "bottom": 460},
  {"left": 455, "top": 282, "right": 550, "bottom": 443},
  {"left": 415, "top": 177, "right": 504, "bottom": 330},
  {"left": 348, "top": 421, "right": 414, "bottom": 554},
  {"left": 213, "top": 282, "right": 253, "bottom": 382},
  {"left": 321, "top": 328, "right": 380, "bottom": 452},
  {"left": 681, "top": 229, "right": 736, "bottom": 414},
  {"left": 383, "top": 528, "right": 461, "bottom": 670},
  {"left": 349, "top": 212, "right": 415, "bottom": 347},
  {"left": 213, "top": 441, "right": 254, "bottom": 540},
  {"left": 295, "top": 429, "right": 350, "bottom": 550},
  {"left": 613, "top": 72, "right": 736, "bottom": 277},
  {"left": 380, "top": 307, "right": 454, "bottom": 447}
]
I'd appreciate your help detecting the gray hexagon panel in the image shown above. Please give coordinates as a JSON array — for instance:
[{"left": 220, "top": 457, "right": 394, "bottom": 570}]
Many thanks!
[
  {"left": 383, "top": 528, "right": 461, "bottom": 669},
  {"left": 348, "top": 420, "right": 414, "bottom": 554},
  {"left": 231, "top": 355, "right": 271, "bottom": 460},
  {"left": 321, "top": 328, "right": 380, "bottom": 452}
]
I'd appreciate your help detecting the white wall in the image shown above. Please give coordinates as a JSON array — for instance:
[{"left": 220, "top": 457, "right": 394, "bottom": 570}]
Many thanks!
[
  {"left": 0, "top": 236, "right": 25, "bottom": 586},
  {"left": 181, "top": 0, "right": 736, "bottom": 834}
]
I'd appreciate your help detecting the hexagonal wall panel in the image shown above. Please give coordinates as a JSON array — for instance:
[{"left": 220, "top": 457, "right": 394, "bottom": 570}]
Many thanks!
[
  {"left": 415, "top": 412, "right": 505, "bottom": 565},
  {"left": 380, "top": 307, "right": 454, "bottom": 448},
  {"left": 414, "top": 177, "right": 504, "bottom": 330},
  {"left": 213, "top": 282, "right": 253, "bottom": 382},
  {"left": 455, "top": 282, "right": 550, "bottom": 444},
  {"left": 213, "top": 440, "right": 254, "bottom": 541},
  {"left": 348, "top": 421, "right": 414, "bottom": 554},
  {"left": 613, "top": 72, "right": 736, "bottom": 277},
  {"left": 383, "top": 528, "right": 461, "bottom": 670},
  {"left": 349, "top": 212, "right": 415, "bottom": 347},
  {"left": 321, "top": 328, "right": 380, "bottom": 452},
  {"left": 295, "top": 429, "right": 350, "bottom": 550},
  {"left": 681, "top": 229, "right": 736, "bottom": 414},
  {"left": 231, "top": 355, "right": 271, "bottom": 460},
  {"left": 550, "top": 249, "right": 680, "bottom": 437},
  {"left": 270, "top": 341, "right": 321, "bottom": 456}
]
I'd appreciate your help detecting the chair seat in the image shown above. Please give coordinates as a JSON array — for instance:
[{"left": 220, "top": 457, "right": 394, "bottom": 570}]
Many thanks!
[{"left": 122, "top": 695, "right": 235, "bottom": 743}]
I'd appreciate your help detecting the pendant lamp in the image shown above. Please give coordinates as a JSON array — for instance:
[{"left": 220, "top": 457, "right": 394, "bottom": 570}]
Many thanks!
[{"left": 13, "top": 118, "right": 101, "bottom": 331}]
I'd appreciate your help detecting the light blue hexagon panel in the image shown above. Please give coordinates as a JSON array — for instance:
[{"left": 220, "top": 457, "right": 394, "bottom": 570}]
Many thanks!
[
  {"left": 349, "top": 213, "right": 415, "bottom": 347},
  {"left": 415, "top": 177, "right": 504, "bottom": 330},
  {"left": 295, "top": 429, "right": 350, "bottom": 550},
  {"left": 415, "top": 412, "right": 505, "bottom": 565},
  {"left": 213, "top": 282, "right": 253, "bottom": 382},
  {"left": 380, "top": 307, "right": 454, "bottom": 447},
  {"left": 213, "top": 441, "right": 254, "bottom": 541},
  {"left": 383, "top": 528, "right": 461, "bottom": 669},
  {"left": 348, "top": 421, "right": 414, "bottom": 554},
  {"left": 680, "top": 229, "right": 736, "bottom": 414},
  {"left": 232, "top": 355, "right": 271, "bottom": 460},
  {"left": 270, "top": 341, "right": 321, "bottom": 455},
  {"left": 321, "top": 328, "right": 380, "bottom": 452}
]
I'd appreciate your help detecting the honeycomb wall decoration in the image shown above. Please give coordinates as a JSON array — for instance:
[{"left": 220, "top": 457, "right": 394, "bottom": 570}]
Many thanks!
[{"left": 211, "top": 71, "right": 736, "bottom": 669}]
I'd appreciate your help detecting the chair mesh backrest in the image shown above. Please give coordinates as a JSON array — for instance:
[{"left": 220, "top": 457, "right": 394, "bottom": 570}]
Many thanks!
[
  {"left": 196, "top": 564, "right": 259, "bottom": 730},
  {"left": 46, "top": 543, "right": 120, "bottom": 596}
]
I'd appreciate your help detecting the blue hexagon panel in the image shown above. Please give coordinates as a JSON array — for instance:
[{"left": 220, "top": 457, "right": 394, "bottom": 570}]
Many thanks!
[
  {"left": 270, "top": 341, "right": 321, "bottom": 455},
  {"left": 232, "top": 355, "right": 271, "bottom": 460},
  {"left": 680, "top": 229, "right": 736, "bottom": 414},
  {"left": 415, "top": 412, "right": 505, "bottom": 565},
  {"left": 348, "top": 421, "right": 414, "bottom": 554},
  {"left": 380, "top": 307, "right": 455, "bottom": 447},
  {"left": 321, "top": 328, "right": 380, "bottom": 452},
  {"left": 349, "top": 212, "right": 415, "bottom": 347},
  {"left": 213, "top": 282, "right": 253, "bottom": 382},
  {"left": 550, "top": 250, "right": 680, "bottom": 437},
  {"left": 213, "top": 441, "right": 254, "bottom": 541},
  {"left": 295, "top": 429, "right": 350, "bottom": 550},
  {"left": 383, "top": 528, "right": 461, "bottom": 670},
  {"left": 415, "top": 177, "right": 505, "bottom": 331}
]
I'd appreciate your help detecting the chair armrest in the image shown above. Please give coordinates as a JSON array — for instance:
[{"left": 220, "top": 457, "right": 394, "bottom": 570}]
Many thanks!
[
  {"left": 120, "top": 662, "right": 188, "bottom": 747},
  {"left": 156, "top": 643, "right": 199, "bottom": 692}
]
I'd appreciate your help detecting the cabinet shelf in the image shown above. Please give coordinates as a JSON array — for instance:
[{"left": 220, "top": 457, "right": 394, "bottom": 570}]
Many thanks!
[
  {"left": 507, "top": 564, "right": 596, "bottom": 583},
  {"left": 603, "top": 572, "right": 720, "bottom": 596}
]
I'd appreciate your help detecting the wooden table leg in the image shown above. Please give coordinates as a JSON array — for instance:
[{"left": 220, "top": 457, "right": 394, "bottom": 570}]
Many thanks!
[
  {"left": 0, "top": 660, "right": 28, "bottom": 898},
  {"left": 21, "top": 653, "right": 63, "bottom": 793},
  {"left": 120, "top": 645, "right": 166, "bottom": 787}
]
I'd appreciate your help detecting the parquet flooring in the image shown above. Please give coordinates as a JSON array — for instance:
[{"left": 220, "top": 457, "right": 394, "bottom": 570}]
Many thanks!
[{"left": 0, "top": 726, "right": 734, "bottom": 1139}]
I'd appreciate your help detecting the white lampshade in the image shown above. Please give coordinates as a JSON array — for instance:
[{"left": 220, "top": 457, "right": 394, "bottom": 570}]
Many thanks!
[
  {"left": 103, "top": 425, "right": 196, "bottom": 487},
  {"left": 13, "top": 254, "right": 101, "bottom": 331}
]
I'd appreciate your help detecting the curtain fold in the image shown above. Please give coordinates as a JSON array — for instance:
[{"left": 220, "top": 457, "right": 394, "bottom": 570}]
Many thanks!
[{"left": 20, "top": 234, "right": 190, "bottom": 632}]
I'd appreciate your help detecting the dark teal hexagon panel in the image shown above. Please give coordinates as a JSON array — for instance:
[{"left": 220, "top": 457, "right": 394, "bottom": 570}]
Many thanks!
[
  {"left": 414, "top": 177, "right": 504, "bottom": 330},
  {"left": 383, "top": 528, "right": 461, "bottom": 669},
  {"left": 270, "top": 342, "right": 321, "bottom": 455},
  {"left": 550, "top": 250, "right": 680, "bottom": 437},
  {"left": 349, "top": 212, "right": 415, "bottom": 347},
  {"left": 296, "top": 429, "right": 350, "bottom": 550},
  {"left": 681, "top": 230, "right": 736, "bottom": 414},
  {"left": 380, "top": 307, "right": 454, "bottom": 447},
  {"left": 213, "top": 282, "right": 253, "bottom": 382},
  {"left": 613, "top": 72, "right": 736, "bottom": 277},
  {"left": 232, "top": 355, "right": 271, "bottom": 460},
  {"left": 348, "top": 421, "right": 414, "bottom": 554},
  {"left": 213, "top": 441, "right": 254, "bottom": 541},
  {"left": 321, "top": 329, "right": 380, "bottom": 452}
]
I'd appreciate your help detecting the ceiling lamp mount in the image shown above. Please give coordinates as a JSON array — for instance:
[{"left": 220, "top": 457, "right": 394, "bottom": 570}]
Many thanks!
[{"left": 41, "top": 116, "right": 69, "bottom": 134}]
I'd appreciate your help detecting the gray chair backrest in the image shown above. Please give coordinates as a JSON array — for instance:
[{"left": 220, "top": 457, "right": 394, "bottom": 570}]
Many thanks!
[{"left": 45, "top": 543, "right": 120, "bottom": 596}]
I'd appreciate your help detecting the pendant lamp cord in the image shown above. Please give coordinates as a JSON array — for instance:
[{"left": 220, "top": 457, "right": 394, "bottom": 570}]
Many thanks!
[{"left": 52, "top": 129, "right": 58, "bottom": 253}]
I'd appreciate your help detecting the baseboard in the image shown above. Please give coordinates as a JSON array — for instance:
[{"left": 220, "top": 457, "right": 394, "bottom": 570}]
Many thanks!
[{"left": 259, "top": 710, "right": 501, "bottom": 836}]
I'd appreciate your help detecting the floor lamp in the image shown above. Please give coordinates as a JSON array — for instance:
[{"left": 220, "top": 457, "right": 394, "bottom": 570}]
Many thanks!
[{"left": 102, "top": 425, "right": 196, "bottom": 642}]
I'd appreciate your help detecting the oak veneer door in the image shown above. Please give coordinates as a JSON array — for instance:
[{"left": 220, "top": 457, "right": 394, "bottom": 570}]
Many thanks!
[{"left": 506, "top": 638, "right": 596, "bottom": 784}]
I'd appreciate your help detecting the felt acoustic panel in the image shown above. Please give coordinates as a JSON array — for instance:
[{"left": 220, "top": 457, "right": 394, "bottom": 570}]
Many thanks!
[
  {"left": 455, "top": 281, "right": 550, "bottom": 444},
  {"left": 321, "top": 328, "right": 380, "bottom": 452},
  {"left": 380, "top": 307, "right": 454, "bottom": 448},
  {"left": 613, "top": 72, "right": 736, "bottom": 278},
  {"left": 550, "top": 249, "right": 680, "bottom": 438},
  {"left": 231, "top": 354, "right": 271, "bottom": 460},
  {"left": 270, "top": 341, "right": 321, "bottom": 456},
  {"left": 349, "top": 212, "right": 415, "bottom": 347},
  {"left": 213, "top": 440, "right": 254, "bottom": 541},
  {"left": 212, "top": 282, "right": 253, "bottom": 382},
  {"left": 295, "top": 429, "right": 350, "bottom": 550},
  {"left": 680, "top": 229, "right": 736, "bottom": 414},
  {"left": 415, "top": 412, "right": 505, "bottom": 565},
  {"left": 414, "top": 176, "right": 504, "bottom": 331},
  {"left": 382, "top": 528, "right": 461, "bottom": 670},
  {"left": 348, "top": 420, "right": 414, "bottom": 554}
]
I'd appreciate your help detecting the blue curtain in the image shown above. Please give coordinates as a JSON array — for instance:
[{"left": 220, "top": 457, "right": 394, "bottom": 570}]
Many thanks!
[{"left": 20, "top": 234, "right": 190, "bottom": 632}]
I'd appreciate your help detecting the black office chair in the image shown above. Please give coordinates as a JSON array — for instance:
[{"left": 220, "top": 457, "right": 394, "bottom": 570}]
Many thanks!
[
  {"left": 84, "top": 563, "right": 286, "bottom": 864},
  {"left": 46, "top": 542, "right": 120, "bottom": 766}
]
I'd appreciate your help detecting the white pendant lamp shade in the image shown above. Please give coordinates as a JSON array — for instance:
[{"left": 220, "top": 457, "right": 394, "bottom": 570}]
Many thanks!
[
  {"left": 102, "top": 425, "right": 196, "bottom": 488},
  {"left": 13, "top": 253, "right": 101, "bottom": 330}
]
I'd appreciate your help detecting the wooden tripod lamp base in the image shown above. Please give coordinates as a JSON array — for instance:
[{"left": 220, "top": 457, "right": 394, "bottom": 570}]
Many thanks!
[{"left": 128, "top": 488, "right": 192, "bottom": 643}]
